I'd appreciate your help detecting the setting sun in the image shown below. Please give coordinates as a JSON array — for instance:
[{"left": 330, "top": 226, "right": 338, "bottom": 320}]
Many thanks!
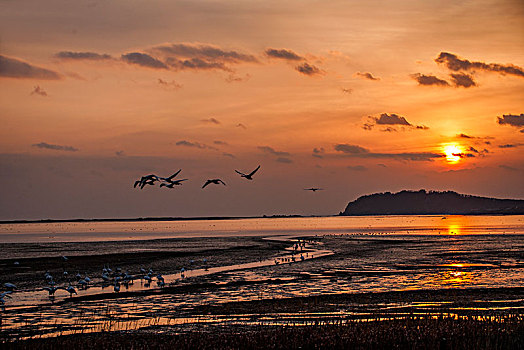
[{"left": 443, "top": 144, "right": 464, "bottom": 164}]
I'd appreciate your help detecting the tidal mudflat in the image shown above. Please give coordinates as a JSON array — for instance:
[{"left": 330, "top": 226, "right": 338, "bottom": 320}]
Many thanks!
[{"left": 1, "top": 216, "right": 523, "bottom": 347}]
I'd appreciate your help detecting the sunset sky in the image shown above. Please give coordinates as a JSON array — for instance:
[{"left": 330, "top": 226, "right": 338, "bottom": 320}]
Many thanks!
[{"left": 1, "top": 0, "right": 523, "bottom": 220}]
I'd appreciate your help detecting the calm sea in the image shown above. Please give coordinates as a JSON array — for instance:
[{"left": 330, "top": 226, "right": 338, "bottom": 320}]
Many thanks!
[{"left": 1, "top": 215, "right": 523, "bottom": 245}]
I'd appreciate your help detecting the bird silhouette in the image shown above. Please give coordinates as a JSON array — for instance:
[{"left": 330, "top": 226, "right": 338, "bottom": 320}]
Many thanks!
[
  {"left": 158, "top": 169, "right": 182, "bottom": 182},
  {"left": 235, "top": 165, "right": 260, "bottom": 180},
  {"left": 304, "top": 188, "right": 323, "bottom": 192},
  {"left": 202, "top": 179, "right": 226, "bottom": 188},
  {"left": 134, "top": 174, "right": 159, "bottom": 188},
  {"left": 160, "top": 179, "right": 188, "bottom": 188}
]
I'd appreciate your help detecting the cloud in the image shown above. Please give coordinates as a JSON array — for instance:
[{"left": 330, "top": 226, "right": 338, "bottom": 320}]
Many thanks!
[
  {"left": 236, "top": 123, "right": 247, "bottom": 129},
  {"left": 201, "top": 117, "right": 221, "bottom": 125},
  {"left": 374, "top": 113, "right": 411, "bottom": 126},
  {"left": 175, "top": 140, "right": 218, "bottom": 150},
  {"left": 115, "top": 150, "right": 126, "bottom": 157},
  {"left": 497, "top": 114, "right": 524, "bottom": 127},
  {"left": 166, "top": 57, "right": 230, "bottom": 71},
  {"left": 411, "top": 73, "right": 449, "bottom": 86},
  {"left": 55, "top": 51, "right": 112, "bottom": 61},
  {"left": 32, "top": 142, "right": 78, "bottom": 152},
  {"left": 214, "top": 140, "right": 228, "bottom": 146},
  {"left": 347, "top": 165, "right": 367, "bottom": 171},
  {"left": 364, "top": 113, "right": 429, "bottom": 131},
  {"left": 458, "top": 133, "right": 474, "bottom": 139},
  {"left": 334, "top": 143, "right": 443, "bottom": 161},
  {"left": 121, "top": 52, "right": 167, "bottom": 69},
  {"left": 0, "top": 55, "right": 62, "bottom": 80},
  {"left": 435, "top": 52, "right": 524, "bottom": 77},
  {"left": 222, "top": 152, "right": 236, "bottom": 159},
  {"left": 30, "top": 85, "right": 47, "bottom": 97},
  {"left": 152, "top": 43, "right": 258, "bottom": 64},
  {"left": 498, "top": 144, "right": 521, "bottom": 148},
  {"left": 265, "top": 48, "right": 303, "bottom": 61},
  {"left": 312, "top": 147, "right": 325, "bottom": 158},
  {"left": 158, "top": 78, "right": 182, "bottom": 90},
  {"left": 499, "top": 165, "right": 518, "bottom": 171},
  {"left": 258, "top": 146, "right": 290, "bottom": 157},
  {"left": 276, "top": 157, "right": 293, "bottom": 164},
  {"left": 356, "top": 72, "right": 379, "bottom": 81},
  {"left": 295, "top": 62, "right": 323, "bottom": 76},
  {"left": 225, "top": 73, "right": 251, "bottom": 83},
  {"left": 450, "top": 73, "right": 476, "bottom": 88},
  {"left": 334, "top": 144, "right": 369, "bottom": 154},
  {"left": 149, "top": 42, "right": 257, "bottom": 72}
]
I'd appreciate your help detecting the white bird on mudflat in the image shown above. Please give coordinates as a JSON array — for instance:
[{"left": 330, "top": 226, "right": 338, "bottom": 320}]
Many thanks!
[
  {"left": 61, "top": 285, "right": 77, "bottom": 297},
  {"left": 235, "top": 165, "right": 260, "bottom": 180},
  {"left": 43, "top": 286, "right": 60, "bottom": 296},
  {"left": 3, "top": 283, "right": 16, "bottom": 291}
]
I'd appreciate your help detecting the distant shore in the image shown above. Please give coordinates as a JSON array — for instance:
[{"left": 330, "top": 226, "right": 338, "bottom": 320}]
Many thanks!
[{"left": 2, "top": 211, "right": 524, "bottom": 225}]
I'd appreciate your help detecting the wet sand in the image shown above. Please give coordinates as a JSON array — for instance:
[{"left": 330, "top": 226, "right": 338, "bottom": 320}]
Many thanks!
[{"left": 1, "top": 224, "right": 523, "bottom": 344}]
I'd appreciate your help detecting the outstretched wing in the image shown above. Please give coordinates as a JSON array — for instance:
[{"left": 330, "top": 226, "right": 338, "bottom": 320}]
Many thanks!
[
  {"left": 202, "top": 180, "right": 211, "bottom": 188},
  {"left": 235, "top": 170, "right": 245, "bottom": 176},
  {"left": 248, "top": 165, "right": 261, "bottom": 177},
  {"left": 219, "top": 179, "right": 226, "bottom": 186},
  {"left": 166, "top": 169, "right": 182, "bottom": 181},
  {"left": 134, "top": 180, "right": 141, "bottom": 188}
]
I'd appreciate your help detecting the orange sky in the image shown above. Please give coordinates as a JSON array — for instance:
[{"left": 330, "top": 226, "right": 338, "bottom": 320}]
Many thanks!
[{"left": 1, "top": 0, "right": 523, "bottom": 219}]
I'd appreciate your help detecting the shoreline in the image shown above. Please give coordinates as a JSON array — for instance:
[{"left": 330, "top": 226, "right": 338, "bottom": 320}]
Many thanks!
[{"left": 2, "top": 212, "right": 524, "bottom": 225}]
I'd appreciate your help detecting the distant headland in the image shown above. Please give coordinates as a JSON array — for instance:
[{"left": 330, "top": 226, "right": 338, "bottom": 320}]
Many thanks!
[{"left": 340, "top": 190, "right": 524, "bottom": 216}]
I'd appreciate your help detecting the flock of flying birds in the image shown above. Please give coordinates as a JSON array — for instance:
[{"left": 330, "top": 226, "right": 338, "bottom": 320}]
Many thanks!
[{"left": 133, "top": 165, "right": 323, "bottom": 192}]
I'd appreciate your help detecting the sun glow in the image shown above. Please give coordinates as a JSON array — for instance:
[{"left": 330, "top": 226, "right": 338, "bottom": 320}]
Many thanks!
[{"left": 443, "top": 143, "right": 464, "bottom": 164}]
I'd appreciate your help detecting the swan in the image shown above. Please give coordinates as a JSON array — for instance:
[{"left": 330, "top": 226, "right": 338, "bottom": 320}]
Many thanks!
[
  {"left": 202, "top": 179, "right": 226, "bottom": 188},
  {"left": 235, "top": 165, "right": 260, "bottom": 180},
  {"left": 304, "top": 188, "right": 323, "bottom": 192}
]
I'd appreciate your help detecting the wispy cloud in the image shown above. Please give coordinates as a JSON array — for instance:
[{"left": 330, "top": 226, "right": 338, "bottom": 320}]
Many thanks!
[
  {"left": 115, "top": 150, "right": 126, "bottom": 157},
  {"left": 265, "top": 48, "right": 303, "bottom": 61},
  {"left": 222, "top": 152, "right": 236, "bottom": 159},
  {"left": 411, "top": 73, "right": 450, "bottom": 86},
  {"left": 258, "top": 146, "right": 290, "bottom": 157},
  {"left": 121, "top": 52, "right": 168, "bottom": 69},
  {"left": 150, "top": 42, "right": 257, "bottom": 72},
  {"left": 497, "top": 114, "right": 524, "bottom": 128},
  {"left": 276, "top": 157, "right": 293, "bottom": 164},
  {"left": 347, "top": 165, "right": 367, "bottom": 171},
  {"left": 158, "top": 78, "right": 182, "bottom": 90},
  {"left": 0, "top": 55, "right": 62, "bottom": 80},
  {"left": 356, "top": 72, "right": 379, "bottom": 81},
  {"left": 30, "top": 85, "right": 48, "bottom": 97},
  {"left": 55, "top": 51, "right": 112, "bottom": 61},
  {"left": 32, "top": 142, "right": 78, "bottom": 152},
  {"left": 214, "top": 140, "right": 228, "bottom": 146},
  {"left": 295, "top": 62, "right": 323, "bottom": 76},
  {"left": 363, "top": 113, "right": 429, "bottom": 131},
  {"left": 435, "top": 52, "right": 524, "bottom": 77},
  {"left": 450, "top": 73, "right": 476, "bottom": 88},
  {"left": 334, "top": 143, "right": 443, "bottom": 161},
  {"left": 175, "top": 140, "right": 218, "bottom": 150},
  {"left": 201, "top": 117, "right": 221, "bottom": 125},
  {"left": 236, "top": 123, "right": 247, "bottom": 129},
  {"left": 312, "top": 147, "right": 325, "bottom": 158}
]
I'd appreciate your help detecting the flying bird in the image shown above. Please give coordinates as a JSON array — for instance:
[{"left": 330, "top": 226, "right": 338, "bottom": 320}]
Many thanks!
[
  {"left": 235, "top": 165, "right": 261, "bottom": 180},
  {"left": 202, "top": 179, "right": 226, "bottom": 188},
  {"left": 158, "top": 169, "right": 182, "bottom": 182},
  {"left": 304, "top": 188, "right": 323, "bottom": 192},
  {"left": 133, "top": 174, "right": 159, "bottom": 188},
  {"left": 160, "top": 179, "right": 188, "bottom": 188}
]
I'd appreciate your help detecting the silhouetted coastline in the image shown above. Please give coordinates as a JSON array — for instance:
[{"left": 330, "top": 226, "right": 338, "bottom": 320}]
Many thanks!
[{"left": 341, "top": 190, "right": 524, "bottom": 216}]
